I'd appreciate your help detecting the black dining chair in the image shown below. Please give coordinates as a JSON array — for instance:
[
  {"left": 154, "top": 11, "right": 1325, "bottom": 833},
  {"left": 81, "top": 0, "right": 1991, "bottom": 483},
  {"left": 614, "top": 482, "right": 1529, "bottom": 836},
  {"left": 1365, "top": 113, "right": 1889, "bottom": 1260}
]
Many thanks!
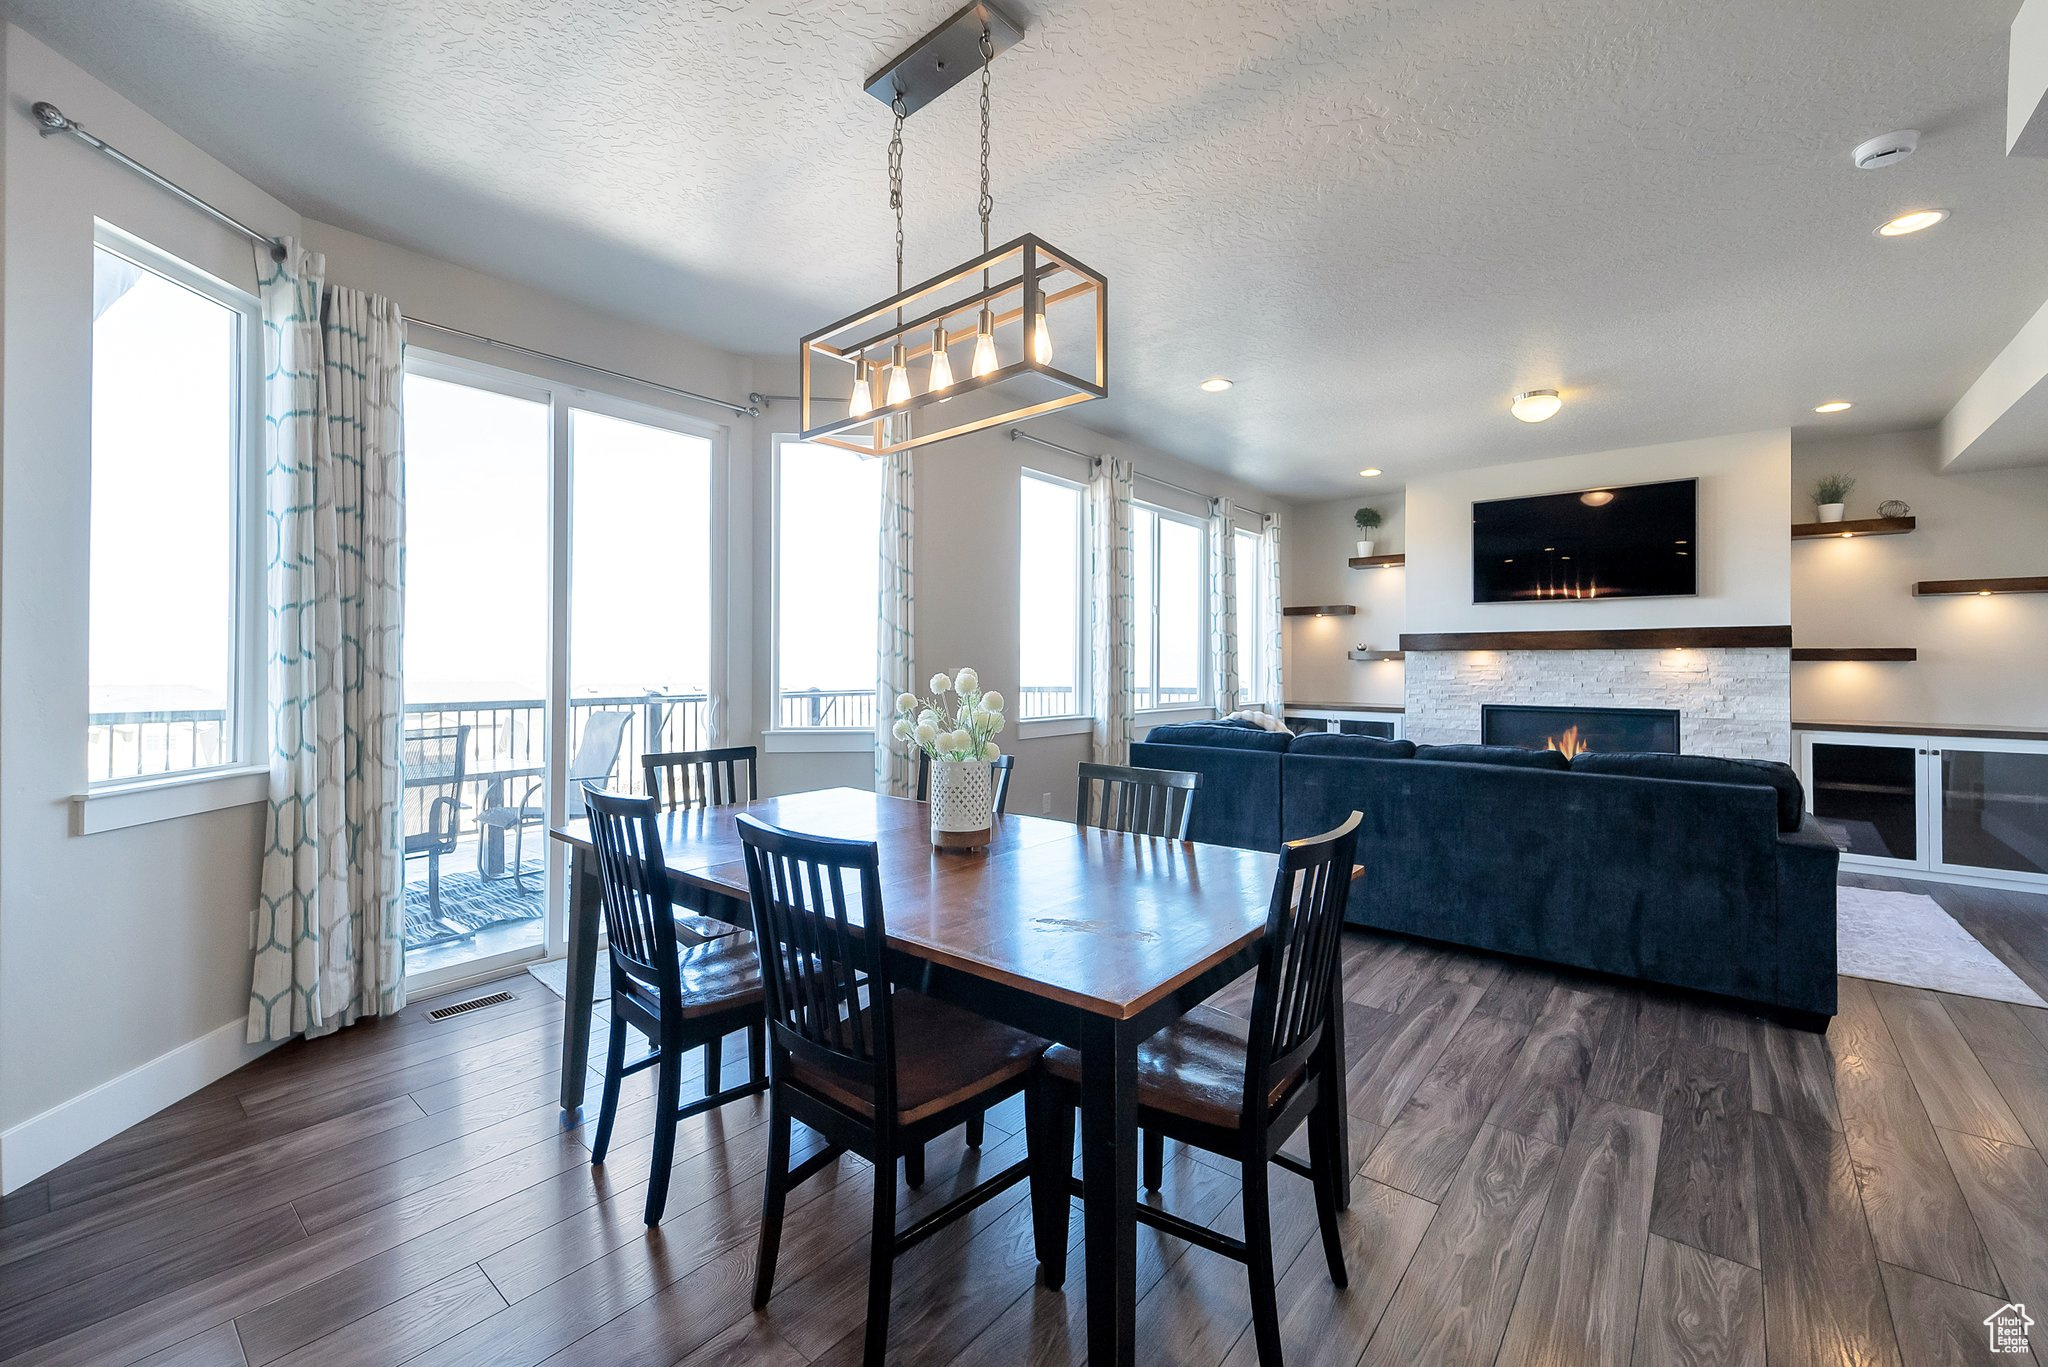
[
  {"left": 738, "top": 814, "right": 1065, "bottom": 1367},
  {"left": 644, "top": 745, "right": 759, "bottom": 811},
  {"left": 915, "top": 749, "right": 1015, "bottom": 817},
  {"left": 583, "top": 786, "right": 768, "bottom": 1226},
  {"left": 1040, "top": 811, "right": 1363, "bottom": 1367},
  {"left": 1075, "top": 760, "right": 1201, "bottom": 838}
]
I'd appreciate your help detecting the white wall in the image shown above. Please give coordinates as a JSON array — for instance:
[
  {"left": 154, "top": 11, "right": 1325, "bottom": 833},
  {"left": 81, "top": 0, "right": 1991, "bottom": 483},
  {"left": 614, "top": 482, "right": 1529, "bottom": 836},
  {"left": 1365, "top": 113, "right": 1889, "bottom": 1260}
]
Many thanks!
[
  {"left": 1404, "top": 429, "right": 1793, "bottom": 633},
  {"left": 1282, "top": 492, "right": 1405, "bottom": 706},
  {"left": 1792, "top": 427, "right": 2048, "bottom": 727}
]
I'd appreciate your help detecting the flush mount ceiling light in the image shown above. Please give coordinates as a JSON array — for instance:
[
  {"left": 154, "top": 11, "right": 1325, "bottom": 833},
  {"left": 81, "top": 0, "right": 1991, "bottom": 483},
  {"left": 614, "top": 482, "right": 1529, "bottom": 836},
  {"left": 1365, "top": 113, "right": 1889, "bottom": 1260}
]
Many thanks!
[
  {"left": 1579, "top": 489, "right": 1615, "bottom": 507},
  {"left": 1876, "top": 209, "right": 1948, "bottom": 237},
  {"left": 1359, "top": 467, "right": 1383, "bottom": 477},
  {"left": 1200, "top": 377, "right": 1233, "bottom": 392},
  {"left": 1814, "top": 401, "right": 1853, "bottom": 413},
  {"left": 799, "top": 2, "right": 1106, "bottom": 457},
  {"left": 1510, "top": 389, "right": 1563, "bottom": 423}
]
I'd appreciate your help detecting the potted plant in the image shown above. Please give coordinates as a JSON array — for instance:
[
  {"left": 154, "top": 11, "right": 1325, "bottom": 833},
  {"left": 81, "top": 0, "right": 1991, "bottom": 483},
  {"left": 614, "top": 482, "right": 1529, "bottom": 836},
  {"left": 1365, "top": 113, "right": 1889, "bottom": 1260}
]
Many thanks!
[
  {"left": 892, "top": 668, "right": 1005, "bottom": 852},
  {"left": 1811, "top": 473, "right": 1855, "bottom": 523},
  {"left": 1353, "top": 506, "right": 1384, "bottom": 557}
]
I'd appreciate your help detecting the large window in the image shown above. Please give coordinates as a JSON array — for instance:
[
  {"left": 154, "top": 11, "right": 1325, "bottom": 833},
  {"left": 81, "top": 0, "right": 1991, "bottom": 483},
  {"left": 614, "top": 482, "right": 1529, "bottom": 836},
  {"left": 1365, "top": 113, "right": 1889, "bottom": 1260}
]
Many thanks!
[
  {"left": 88, "top": 231, "right": 258, "bottom": 783},
  {"left": 1233, "top": 527, "right": 1267, "bottom": 708},
  {"left": 1132, "top": 503, "right": 1206, "bottom": 712},
  {"left": 1018, "top": 471, "right": 1088, "bottom": 719},
  {"left": 775, "top": 439, "right": 882, "bottom": 729}
]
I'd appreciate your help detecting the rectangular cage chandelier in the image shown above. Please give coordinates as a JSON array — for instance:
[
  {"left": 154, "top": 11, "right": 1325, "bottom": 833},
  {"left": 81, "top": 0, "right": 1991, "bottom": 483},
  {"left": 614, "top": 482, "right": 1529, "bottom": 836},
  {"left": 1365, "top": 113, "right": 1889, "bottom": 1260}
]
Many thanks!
[{"left": 799, "top": 2, "right": 1107, "bottom": 457}]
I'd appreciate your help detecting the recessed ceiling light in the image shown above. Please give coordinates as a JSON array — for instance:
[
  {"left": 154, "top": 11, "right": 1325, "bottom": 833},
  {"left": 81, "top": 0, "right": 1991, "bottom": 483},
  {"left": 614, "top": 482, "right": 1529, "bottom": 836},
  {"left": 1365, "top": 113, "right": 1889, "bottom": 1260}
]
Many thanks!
[
  {"left": 1876, "top": 209, "right": 1948, "bottom": 237},
  {"left": 1358, "top": 467, "right": 1383, "bottom": 477},
  {"left": 1511, "top": 389, "right": 1563, "bottom": 422},
  {"left": 1200, "top": 377, "right": 1233, "bottom": 393},
  {"left": 1814, "top": 401, "right": 1853, "bottom": 413}
]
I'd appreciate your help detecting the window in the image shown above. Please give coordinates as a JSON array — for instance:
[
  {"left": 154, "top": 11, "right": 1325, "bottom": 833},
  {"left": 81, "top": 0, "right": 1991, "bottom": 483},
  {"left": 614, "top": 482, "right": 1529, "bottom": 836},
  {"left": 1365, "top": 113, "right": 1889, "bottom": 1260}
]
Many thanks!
[
  {"left": 87, "top": 230, "right": 258, "bottom": 784},
  {"left": 1132, "top": 503, "right": 1206, "bottom": 712},
  {"left": 1018, "top": 471, "right": 1088, "bottom": 719},
  {"left": 1233, "top": 527, "right": 1266, "bottom": 707},
  {"left": 775, "top": 439, "right": 882, "bottom": 728}
]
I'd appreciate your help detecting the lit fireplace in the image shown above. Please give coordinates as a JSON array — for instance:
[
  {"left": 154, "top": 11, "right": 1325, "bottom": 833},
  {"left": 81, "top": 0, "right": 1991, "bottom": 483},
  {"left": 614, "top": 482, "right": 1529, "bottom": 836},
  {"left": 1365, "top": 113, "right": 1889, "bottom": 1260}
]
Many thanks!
[{"left": 1481, "top": 704, "right": 1680, "bottom": 756}]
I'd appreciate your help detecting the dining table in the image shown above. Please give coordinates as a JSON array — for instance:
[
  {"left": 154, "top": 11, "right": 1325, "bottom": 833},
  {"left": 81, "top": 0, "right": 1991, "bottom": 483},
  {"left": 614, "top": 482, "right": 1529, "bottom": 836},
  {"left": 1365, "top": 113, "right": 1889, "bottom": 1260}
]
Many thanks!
[{"left": 548, "top": 785, "right": 1348, "bottom": 1367}]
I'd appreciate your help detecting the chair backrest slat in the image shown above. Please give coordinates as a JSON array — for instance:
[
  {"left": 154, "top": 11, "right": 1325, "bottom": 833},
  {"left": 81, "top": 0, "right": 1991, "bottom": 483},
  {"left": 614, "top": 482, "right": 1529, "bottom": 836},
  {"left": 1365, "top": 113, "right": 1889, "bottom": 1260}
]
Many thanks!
[
  {"left": 644, "top": 746, "right": 759, "bottom": 812},
  {"left": 1075, "top": 761, "right": 1200, "bottom": 839},
  {"left": 583, "top": 786, "right": 681, "bottom": 1007},
  {"left": 1244, "top": 812, "right": 1362, "bottom": 1117},
  {"left": 738, "top": 815, "right": 897, "bottom": 1120}
]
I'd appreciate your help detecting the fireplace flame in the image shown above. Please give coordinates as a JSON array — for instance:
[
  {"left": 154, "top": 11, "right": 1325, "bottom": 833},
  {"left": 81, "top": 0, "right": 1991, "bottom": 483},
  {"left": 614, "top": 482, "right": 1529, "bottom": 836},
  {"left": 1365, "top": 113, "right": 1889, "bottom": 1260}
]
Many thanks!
[{"left": 1544, "top": 725, "right": 1591, "bottom": 759}]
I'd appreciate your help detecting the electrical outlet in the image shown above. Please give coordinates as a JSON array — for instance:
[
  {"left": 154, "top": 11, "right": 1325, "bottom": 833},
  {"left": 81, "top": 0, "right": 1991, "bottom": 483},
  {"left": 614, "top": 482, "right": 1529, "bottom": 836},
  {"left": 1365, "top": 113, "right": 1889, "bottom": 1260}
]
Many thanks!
[{"left": 1040, "top": 792, "right": 1052, "bottom": 815}]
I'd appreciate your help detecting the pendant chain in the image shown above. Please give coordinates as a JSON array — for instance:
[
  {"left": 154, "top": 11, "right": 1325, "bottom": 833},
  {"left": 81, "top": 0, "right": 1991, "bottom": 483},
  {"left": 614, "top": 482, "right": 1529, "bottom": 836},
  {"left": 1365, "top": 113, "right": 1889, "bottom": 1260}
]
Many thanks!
[
  {"left": 889, "top": 93, "right": 906, "bottom": 295},
  {"left": 978, "top": 26, "right": 993, "bottom": 254}
]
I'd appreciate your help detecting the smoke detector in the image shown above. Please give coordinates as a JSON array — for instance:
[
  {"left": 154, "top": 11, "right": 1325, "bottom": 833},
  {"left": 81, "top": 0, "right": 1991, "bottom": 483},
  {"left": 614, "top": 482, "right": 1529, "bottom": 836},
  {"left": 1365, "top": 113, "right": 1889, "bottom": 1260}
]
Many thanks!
[{"left": 1853, "top": 130, "right": 1919, "bottom": 170}]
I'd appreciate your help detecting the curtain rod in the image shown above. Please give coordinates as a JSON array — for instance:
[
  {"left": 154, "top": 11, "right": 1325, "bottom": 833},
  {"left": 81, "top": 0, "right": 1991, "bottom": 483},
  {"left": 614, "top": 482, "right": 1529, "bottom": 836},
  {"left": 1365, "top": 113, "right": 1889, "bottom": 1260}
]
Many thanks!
[
  {"left": 34, "top": 101, "right": 288, "bottom": 261},
  {"left": 1007, "top": 428, "right": 1271, "bottom": 521},
  {"left": 31, "top": 99, "right": 768, "bottom": 420}
]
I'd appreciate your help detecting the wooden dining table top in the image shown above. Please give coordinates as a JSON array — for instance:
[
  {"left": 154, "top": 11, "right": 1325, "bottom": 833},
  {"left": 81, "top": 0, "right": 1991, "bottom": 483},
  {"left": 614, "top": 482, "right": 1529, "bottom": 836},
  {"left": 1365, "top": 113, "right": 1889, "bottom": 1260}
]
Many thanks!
[{"left": 551, "top": 786, "right": 1282, "bottom": 1021}]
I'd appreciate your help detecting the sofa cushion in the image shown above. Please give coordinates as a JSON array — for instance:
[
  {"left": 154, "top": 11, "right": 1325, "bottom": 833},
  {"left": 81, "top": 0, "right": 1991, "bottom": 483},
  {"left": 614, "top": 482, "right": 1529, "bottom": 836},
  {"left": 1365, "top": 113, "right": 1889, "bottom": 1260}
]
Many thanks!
[
  {"left": 1290, "top": 732, "right": 1416, "bottom": 760},
  {"left": 1413, "top": 743, "right": 1570, "bottom": 771},
  {"left": 1571, "top": 751, "right": 1806, "bottom": 832},
  {"left": 1141, "top": 722, "right": 1294, "bottom": 753}
]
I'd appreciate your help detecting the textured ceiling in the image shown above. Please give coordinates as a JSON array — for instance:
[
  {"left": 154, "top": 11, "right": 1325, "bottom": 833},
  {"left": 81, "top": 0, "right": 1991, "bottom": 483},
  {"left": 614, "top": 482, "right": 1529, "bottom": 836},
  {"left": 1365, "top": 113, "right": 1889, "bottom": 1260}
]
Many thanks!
[{"left": 11, "top": 0, "right": 2048, "bottom": 497}]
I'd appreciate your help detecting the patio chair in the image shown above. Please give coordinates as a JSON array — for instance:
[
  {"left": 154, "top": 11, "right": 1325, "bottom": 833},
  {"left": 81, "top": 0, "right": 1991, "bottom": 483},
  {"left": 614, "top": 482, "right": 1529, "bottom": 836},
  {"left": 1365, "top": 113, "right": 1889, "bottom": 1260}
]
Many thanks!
[
  {"left": 476, "top": 710, "right": 632, "bottom": 890},
  {"left": 402, "top": 725, "right": 472, "bottom": 922}
]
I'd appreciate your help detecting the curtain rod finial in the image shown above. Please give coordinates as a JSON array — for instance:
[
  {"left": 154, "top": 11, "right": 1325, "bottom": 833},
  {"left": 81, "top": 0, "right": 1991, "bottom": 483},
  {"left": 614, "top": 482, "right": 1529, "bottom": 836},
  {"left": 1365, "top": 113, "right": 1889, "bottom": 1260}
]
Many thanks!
[{"left": 31, "top": 101, "right": 71, "bottom": 135}]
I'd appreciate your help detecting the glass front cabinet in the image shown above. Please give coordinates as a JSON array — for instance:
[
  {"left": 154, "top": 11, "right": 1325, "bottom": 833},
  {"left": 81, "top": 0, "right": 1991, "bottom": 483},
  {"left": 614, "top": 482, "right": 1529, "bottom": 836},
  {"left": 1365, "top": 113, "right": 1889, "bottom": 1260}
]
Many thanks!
[{"left": 1797, "top": 729, "right": 2048, "bottom": 888}]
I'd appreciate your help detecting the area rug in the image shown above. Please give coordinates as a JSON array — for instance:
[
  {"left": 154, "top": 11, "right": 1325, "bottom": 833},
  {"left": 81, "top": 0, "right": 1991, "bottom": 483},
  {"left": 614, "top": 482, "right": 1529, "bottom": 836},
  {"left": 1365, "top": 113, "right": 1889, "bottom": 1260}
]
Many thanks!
[
  {"left": 1837, "top": 886, "right": 2048, "bottom": 1007},
  {"left": 528, "top": 958, "right": 569, "bottom": 999}
]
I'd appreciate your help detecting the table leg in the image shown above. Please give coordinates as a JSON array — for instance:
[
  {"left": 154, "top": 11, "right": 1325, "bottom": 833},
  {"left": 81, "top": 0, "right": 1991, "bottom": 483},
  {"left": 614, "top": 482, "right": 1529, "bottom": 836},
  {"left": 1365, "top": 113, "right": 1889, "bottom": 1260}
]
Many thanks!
[
  {"left": 1078, "top": 1013, "right": 1139, "bottom": 1367},
  {"left": 1327, "top": 993, "right": 1352, "bottom": 1210},
  {"left": 559, "top": 846, "right": 602, "bottom": 1115}
]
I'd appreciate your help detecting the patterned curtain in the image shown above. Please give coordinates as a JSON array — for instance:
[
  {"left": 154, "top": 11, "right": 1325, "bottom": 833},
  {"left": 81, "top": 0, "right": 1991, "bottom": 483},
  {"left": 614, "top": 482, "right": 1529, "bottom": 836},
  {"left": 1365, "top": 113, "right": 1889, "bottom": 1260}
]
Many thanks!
[
  {"left": 1089, "top": 456, "right": 1136, "bottom": 763},
  {"left": 1208, "top": 501, "right": 1241, "bottom": 715},
  {"left": 248, "top": 240, "right": 408, "bottom": 1043},
  {"left": 1258, "top": 513, "right": 1285, "bottom": 713},
  {"left": 875, "top": 450, "right": 917, "bottom": 797}
]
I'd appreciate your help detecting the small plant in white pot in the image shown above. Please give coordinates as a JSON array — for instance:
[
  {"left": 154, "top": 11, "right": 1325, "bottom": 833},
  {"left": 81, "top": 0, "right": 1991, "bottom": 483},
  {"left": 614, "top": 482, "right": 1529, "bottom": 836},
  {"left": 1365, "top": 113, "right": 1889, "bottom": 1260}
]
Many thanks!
[
  {"left": 1353, "top": 505, "right": 1384, "bottom": 557},
  {"left": 1811, "top": 473, "right": 1855, "bottom": 523},
  {"left": 892, "top": 668, "right": 1005, "bottom": 852}
]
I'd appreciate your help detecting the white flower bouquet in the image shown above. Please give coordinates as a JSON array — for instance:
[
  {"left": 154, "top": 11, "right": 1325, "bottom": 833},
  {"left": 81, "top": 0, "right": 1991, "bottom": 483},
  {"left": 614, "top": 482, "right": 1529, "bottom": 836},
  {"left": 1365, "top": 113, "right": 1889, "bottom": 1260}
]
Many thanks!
[{"left": 891, "top": 667, "right": 1006, "bottom": 763}]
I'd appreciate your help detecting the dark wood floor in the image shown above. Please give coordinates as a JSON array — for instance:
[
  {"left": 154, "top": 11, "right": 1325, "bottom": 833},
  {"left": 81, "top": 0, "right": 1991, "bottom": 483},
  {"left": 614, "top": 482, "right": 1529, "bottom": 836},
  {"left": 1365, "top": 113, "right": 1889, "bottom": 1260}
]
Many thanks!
[{"left": 4, "top": 873, "right": 2047, "bottom": 1367}]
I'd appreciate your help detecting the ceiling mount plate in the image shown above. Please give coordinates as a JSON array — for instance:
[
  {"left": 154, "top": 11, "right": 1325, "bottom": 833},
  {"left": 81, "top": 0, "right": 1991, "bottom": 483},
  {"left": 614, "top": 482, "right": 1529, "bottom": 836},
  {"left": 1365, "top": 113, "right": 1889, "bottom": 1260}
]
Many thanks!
[{"left": 864, "top": 1, "right": 1025, "bottom": 117}]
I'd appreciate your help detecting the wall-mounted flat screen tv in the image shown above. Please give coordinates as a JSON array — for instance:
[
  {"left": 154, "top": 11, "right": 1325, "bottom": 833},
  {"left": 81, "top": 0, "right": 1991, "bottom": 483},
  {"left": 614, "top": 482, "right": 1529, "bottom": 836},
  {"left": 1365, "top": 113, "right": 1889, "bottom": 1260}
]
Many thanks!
[{"left": 1472, "top": 478, "right": 1697, "bottom": 603}]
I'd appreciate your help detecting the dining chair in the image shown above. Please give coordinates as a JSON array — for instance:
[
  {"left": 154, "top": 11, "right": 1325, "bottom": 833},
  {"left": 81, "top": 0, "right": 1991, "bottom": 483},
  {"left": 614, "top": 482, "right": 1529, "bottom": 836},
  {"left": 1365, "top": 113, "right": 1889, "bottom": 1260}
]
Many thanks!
[
  {"left": 737, "top": 814, "right": 1065, "bottom": 1367},
  {"left": 583, "top": 786, "right": 768, "bottom": 1226},
  {"left": 478, "top": 710, "right": 632, "bottom": 889},
  {"left": 1075, "top": 760, "right": 1201, "bottom": 838},
  {"left": 644, "top": 745, "right": 759, "bottom": 811},
  {"left": 915, "top": 750, "right": 1016, "bottom": 817},
  {"left": 1040, "top": 811, "right": 1364, "bottom": 1367}
]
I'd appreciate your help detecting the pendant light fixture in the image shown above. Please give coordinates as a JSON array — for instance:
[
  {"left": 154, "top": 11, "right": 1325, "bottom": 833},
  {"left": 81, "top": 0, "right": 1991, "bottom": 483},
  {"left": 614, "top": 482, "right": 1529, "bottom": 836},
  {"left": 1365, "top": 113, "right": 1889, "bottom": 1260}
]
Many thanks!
[{"left": 800, "top": 1, "right": 1107, "bottom": 456}]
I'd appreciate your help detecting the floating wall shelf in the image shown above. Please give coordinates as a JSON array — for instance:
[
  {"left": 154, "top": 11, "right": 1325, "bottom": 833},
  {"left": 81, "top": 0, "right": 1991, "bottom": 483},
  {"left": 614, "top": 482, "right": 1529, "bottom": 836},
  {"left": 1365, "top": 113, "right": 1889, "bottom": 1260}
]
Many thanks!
[
  {"left": 1348, "top": 649, "right": 1405, "bottom": 662},
  {"left": 1913, "top": 576, "right": 2048, "bottom": 597},
  {"left": 1791, "top": 647, "right": 1917, "bottom": 662},
  {"left": 1284, "top": 604, "right": 1357, "bottom": 617},
  {"left": 1400, "top": 625, "right": 1792, "bottom": 652},
  {"left": 1791, "top": 517, "right": 1916, "bottom": 540},
  {"left": 1347, "top": 553, "right": 1406, "bottom": 568}
]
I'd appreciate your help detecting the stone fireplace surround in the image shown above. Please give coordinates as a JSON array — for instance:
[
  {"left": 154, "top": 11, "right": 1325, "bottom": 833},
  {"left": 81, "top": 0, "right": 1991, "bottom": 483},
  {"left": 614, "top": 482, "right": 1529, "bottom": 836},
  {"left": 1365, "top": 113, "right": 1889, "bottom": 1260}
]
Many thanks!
[{"left": 1403, "top": 644, "right": 1792, "bottom": 762}]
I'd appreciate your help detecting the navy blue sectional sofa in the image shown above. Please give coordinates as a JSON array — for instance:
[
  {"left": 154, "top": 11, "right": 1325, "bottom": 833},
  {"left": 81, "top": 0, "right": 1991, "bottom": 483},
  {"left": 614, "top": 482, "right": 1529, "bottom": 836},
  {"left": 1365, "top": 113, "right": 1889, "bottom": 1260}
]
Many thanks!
[{"left": 1131, "top": 723, "right": 1839, "bottom": 1024}]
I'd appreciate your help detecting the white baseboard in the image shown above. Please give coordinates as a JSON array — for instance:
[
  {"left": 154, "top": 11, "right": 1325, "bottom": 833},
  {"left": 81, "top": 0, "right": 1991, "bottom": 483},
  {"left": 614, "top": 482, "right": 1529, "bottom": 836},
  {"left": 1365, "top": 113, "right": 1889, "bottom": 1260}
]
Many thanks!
[{"left": 0, "top": 1016, "right": 278, "bottom": 1195}]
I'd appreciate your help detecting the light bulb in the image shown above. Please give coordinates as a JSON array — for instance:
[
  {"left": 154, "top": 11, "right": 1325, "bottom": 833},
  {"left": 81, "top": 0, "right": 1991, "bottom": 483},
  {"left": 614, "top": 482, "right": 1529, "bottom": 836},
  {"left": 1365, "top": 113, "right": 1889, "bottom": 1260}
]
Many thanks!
[
  {"left": 848, "top": 358, "right": 872, "bottom": 419},
  {"left": 1031, "top": 310, "right": 1052, "bottom": 366},
  {"left": 886, "top": 343, "right": 911, "bottom": 406},
  {"left": 971, "top": 308, "right": 998, "bottom": 378},
  {"left": 927, "top": 327, "right": 954, "bottom": 394}
]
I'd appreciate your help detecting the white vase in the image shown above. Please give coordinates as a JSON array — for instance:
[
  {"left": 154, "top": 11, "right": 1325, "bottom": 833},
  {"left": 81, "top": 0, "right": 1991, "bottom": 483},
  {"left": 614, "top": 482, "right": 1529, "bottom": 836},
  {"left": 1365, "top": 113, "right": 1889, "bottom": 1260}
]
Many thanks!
[
  {"left": 927, "top": 757, "right": 994, "bottom": 852},
  {"left": 1356, "top": 539, "right": 1375, "bottom": 557},
  {"left": 1816, "top": 503, "right": 1846, "bottom": 523}
]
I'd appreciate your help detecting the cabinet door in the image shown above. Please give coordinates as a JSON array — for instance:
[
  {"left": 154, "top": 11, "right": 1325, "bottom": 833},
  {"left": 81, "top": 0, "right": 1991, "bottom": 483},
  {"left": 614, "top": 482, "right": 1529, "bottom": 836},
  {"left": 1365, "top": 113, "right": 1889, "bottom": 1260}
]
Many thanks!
[
  {"left": 1802, "top": 733, "right": 1926, "bottom": 867},
  {"left": 1931, "top": 742, "right": 2048, "bottom": 881}
]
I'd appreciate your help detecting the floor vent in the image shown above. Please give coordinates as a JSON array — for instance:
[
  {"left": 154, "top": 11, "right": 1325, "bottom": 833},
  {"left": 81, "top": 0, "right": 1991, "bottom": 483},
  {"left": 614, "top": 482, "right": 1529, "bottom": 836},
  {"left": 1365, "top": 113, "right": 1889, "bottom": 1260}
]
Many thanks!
[{"left": 426, "top": 990, "right": 516, "bottom": 1022}]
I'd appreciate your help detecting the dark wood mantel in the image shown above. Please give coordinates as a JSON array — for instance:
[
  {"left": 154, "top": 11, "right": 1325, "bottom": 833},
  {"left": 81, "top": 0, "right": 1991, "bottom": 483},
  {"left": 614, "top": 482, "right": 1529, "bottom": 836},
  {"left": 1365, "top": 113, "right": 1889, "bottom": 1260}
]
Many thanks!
[{"left": 1399, "top": 625, "right": 1793, "bottom": 652}]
